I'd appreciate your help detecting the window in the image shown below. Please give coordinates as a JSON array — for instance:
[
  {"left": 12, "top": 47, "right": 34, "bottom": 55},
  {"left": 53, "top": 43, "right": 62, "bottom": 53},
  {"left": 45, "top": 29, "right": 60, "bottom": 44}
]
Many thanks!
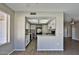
[{"left": 0, "top": 11, "right": 10, "bottom": 45}]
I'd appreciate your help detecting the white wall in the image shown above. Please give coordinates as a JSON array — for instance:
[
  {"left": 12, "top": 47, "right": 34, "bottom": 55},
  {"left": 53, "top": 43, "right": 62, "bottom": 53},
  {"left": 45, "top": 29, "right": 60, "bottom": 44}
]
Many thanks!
[
  {"left": 75, "top": 23, "right": 79, "bottom": 40},
  {"left": 72, "top": 22, "right": 79, "bottom": 40},
  {"left": 0, "top": 4, "right": 14, "bottom": 55},
  {"left": 64, "top": 23, "right": 68, "bottom": 37},
  {"left": 72, "top": 25, "right": 76, "bottom": 40},
  {"left": 14, "top": 11, "right": 64, "bottom": 51},
  {"left": 68, "top": 24, "right": 72, "bottom": 37},
  {"left": 14, "top": 13, "right": 25, "bottom": 51},
  {"left": 64, "top": 22, "right": 72, "bottom": 37},
  {"left": 64, "top": 13, "right": 72, "bottom": 38}
]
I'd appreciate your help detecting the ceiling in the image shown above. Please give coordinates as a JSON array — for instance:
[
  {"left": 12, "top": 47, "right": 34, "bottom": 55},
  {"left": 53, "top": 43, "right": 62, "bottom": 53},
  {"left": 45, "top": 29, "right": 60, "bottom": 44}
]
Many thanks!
[
  {"left": 5, "top": 3, "right": 79, "bottom": 21},
  {"left": 26, "top": 17, "right": 56, "bottom": 24},
  {"left": 27, "top": 19, "right": 50, "bottom": 24}
]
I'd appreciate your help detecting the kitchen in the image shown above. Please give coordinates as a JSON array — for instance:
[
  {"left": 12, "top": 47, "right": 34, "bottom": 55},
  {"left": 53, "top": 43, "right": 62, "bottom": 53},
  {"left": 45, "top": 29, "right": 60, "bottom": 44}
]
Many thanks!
[
  {"left": 25, "top": 16, "right": 56, "bottom": 51},
  {"left": 14, "top": 11, "right": 64, "bottom": 51}
]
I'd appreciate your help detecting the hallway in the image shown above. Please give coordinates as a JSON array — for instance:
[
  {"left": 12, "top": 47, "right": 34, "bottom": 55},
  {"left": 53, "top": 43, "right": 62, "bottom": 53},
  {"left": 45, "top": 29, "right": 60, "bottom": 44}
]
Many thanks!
[{"left": 11, "top": 38, "right": 79, "bottom": 55}]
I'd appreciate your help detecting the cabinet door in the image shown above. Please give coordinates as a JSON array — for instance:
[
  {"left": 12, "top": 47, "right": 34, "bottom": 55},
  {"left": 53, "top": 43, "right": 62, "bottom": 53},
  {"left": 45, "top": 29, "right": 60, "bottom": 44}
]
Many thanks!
[
  {"left": 26, "top": 35, "right": 30, "bottom": 46},
  {"left": 48, "top": 19, "right": 56, "bottom": 29},
  {"left": 26, "top": 22, "right": 30, "bottom": 29},
  {"left": 51, "top": 19, "right": 56, "bottom": 29},
  {"left": 31, "top": 25, "right": 36, "bottom": 29}
]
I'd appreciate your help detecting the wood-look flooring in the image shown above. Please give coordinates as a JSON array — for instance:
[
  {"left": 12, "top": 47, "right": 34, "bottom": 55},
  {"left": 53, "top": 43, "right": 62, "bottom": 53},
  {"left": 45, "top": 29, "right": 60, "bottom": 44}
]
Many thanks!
[{"left": 11, "top": 38, "right": 79, "bottom": 55}]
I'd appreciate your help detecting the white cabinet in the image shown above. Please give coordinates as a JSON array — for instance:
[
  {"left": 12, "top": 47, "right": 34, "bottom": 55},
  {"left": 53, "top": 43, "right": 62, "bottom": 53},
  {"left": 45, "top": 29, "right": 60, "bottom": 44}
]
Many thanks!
[
  {"left": 31, "top": 25, "right": 36, "bottom": 29},
  {"left": 48, "top": 19, "right": 56, "bottom": 29},
  {"left": 42, "top": 25, "right": 48, "bottom": 34},
  {"left": 26, "top": 22, "right": 30, "bottom": 29},
  {"left": 25, "top": 35, "right": 30, "bottom": 46}
]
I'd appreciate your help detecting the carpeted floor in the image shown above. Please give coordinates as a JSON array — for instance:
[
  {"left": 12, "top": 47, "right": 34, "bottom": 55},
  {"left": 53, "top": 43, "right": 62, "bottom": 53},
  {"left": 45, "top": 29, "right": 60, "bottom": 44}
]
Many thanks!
[{"left": 11, "top": 37, "right": 79, "bottom": 55}]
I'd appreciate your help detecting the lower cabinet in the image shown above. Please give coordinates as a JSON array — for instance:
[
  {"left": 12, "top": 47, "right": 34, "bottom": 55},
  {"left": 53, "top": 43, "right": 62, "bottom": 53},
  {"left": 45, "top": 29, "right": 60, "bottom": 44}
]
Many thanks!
[{"left": 25, "top": 35, "right": 30, "bottom": 46}]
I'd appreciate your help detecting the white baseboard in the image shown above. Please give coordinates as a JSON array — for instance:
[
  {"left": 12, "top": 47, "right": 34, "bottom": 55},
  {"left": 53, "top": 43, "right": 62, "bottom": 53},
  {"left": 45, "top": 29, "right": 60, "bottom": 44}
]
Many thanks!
[
  {"left": 37, "top": 49, "right": 64, "bottom": 51},
  {"left": 8, "top": 49, "right": 25, "bottom": 55},
  {"left": 15, "top": 49, "right": 25, "bottom": 51},
  {"left": 72, "top": 39, "right": 79, "bottom": 41},
  {"left": 8, "top": 49, "right": 15, "bottom": 55}
]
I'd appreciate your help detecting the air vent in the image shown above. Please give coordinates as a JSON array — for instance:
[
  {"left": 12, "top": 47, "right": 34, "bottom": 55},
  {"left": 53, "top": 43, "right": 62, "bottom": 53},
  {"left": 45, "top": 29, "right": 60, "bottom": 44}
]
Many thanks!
[{"left": 30, "top": 12, "right": 36, "bottom": 15}]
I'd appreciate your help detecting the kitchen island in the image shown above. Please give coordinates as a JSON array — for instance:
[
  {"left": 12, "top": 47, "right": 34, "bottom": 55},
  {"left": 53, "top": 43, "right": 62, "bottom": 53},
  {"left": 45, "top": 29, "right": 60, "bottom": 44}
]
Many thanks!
[{"left": 37, "top": 35, "right": 64, "bottom": 51}]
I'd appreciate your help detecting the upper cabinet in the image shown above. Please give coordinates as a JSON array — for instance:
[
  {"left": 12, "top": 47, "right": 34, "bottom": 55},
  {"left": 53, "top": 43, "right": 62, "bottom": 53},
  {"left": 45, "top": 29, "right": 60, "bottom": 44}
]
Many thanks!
[
  {"left": 31, "top": 25, "right": 36, "bottom": 29},
  {"left": 42, "top": 25, "right": 48, "bottom": 34},
  {"left": 26, "top": 21, "right": 30, "bottom": 29},
  {"left": 48, "top": 19, "right": 56, "bottom": 30}
]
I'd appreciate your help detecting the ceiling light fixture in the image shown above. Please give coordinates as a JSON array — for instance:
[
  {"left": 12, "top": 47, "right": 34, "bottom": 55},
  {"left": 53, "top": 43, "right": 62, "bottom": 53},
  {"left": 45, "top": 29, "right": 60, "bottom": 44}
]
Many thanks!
[{"left": 70, "top": 18, "right": 75, "bottom": 25}]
